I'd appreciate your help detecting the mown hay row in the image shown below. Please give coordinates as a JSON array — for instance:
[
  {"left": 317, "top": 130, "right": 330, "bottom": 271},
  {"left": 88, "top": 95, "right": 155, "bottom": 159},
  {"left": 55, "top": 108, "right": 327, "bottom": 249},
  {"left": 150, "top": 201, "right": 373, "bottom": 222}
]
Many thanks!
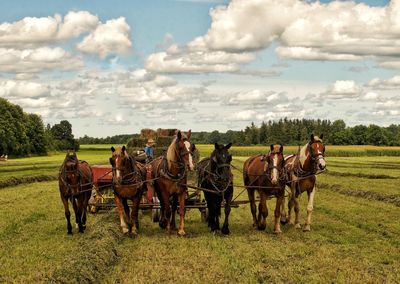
[
  {"left": 0, "top": 175, "right": 58, "bottom": 189},
  {"left": 325, "top": 171, "right": 398, "bottom": 180},
  {"left": 318, "top": 182, "right": 400, "bottom": 207},
  {"left": 48, "top": 212, "right": 122, "bottom": 284}
]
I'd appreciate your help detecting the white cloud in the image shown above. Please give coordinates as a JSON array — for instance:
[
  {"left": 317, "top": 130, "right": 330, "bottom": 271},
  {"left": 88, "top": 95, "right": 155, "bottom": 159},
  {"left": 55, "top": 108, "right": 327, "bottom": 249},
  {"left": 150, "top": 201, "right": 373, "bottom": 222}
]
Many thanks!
[
  {"left": 146, "top": 49, "right": 255, "bottom": 73},
  {"left": 0, "top": 11, "right": 99, "bottom": 48},
  {"left": 325, "top": 80, "right": 362, "bottom": 99},
  {"left": 367, "top": 76, "right": 400, "bottom": 90},
  {"left": 0, "top": 80, "right": 50, "bottom": 98},
  {"left": 77, "top": 17, "right": 132, "bottom": 58},
  {"left": 0, "top": 47, "right": 83, "bottom": 73},
  {"left": 188, "top": 0, "right": 400, "bottom": 67},
  {"left": 226, "top": 90, "right": 287, "bottom": 106}
]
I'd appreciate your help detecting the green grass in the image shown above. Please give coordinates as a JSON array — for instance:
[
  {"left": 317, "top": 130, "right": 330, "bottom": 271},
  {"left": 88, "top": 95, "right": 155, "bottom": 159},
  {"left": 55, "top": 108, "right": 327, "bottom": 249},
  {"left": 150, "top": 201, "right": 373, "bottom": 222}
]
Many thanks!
[{"left": 1, "top": 146, "right": 400, "bottom": 282}]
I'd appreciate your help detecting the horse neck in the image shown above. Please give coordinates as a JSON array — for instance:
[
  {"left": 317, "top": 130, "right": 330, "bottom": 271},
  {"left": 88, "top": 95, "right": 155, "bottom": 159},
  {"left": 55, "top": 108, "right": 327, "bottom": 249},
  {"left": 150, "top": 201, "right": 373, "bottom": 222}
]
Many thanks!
[
  {"left": 298, "top": 144, "right": 313, "bottom": 171},
  {"left": 166, "top": 142, "right": 181, "bottom": 175}
]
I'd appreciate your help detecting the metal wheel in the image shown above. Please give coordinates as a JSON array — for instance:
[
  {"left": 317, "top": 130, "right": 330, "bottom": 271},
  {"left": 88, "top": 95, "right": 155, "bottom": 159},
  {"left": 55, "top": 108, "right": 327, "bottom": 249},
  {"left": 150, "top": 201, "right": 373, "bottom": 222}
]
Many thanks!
[{"left": 152, "top": 196, "right": 160, "bottom": 223}]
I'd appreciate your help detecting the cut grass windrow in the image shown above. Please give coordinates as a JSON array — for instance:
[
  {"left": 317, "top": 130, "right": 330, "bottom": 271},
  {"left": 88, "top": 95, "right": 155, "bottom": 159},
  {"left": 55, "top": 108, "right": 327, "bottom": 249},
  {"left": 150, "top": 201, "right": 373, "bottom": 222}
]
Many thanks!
[
  {"left": 0, "top": 175, "right": 58, "bottom": 189},
  {"left": 48, "top": 212, "right": 122, "bottom": 284},
  {"left": 318, "top": 182, "right": 400, "bottom": 207},
  {"left": 325, "top": 170, "right": 398, "bottom": 180}
]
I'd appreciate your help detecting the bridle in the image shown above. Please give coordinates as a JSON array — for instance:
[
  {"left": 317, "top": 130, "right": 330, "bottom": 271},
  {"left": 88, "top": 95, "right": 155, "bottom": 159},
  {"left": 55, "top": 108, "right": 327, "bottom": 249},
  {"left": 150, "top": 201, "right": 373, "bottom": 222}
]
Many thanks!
[
  {"left": 60, "top": 157, "right": 92, "bottom": 196},
  {"left": 308, "top": 141, "right": 326, "bottom": 171},
  {"left": 264, "top": 151, "right": 286, "bottom": 183},
  {"left": 110, "top": 154, "right": 141, "bottom": 185}
]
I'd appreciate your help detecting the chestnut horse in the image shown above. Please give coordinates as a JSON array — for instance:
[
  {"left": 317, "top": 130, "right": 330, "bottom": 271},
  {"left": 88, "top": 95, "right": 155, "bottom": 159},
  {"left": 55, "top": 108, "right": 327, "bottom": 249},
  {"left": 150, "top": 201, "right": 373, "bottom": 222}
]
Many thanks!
[
  {"left": 243, "top": 145, "right": 286, "bottom": 233},
  {"left": 283, "top": 134, "right": 326, "bottom": 231},
  {"left": 149, "top": 130, "right": 195, "bottom": 236},
  {"left": 197, "top": 143, "right": 233, "bottom": 235},
  {"left": 59, "top": 151, "right": 93, "bottom": 234},
  {"left": 110, "top": 146, "right": 146, "bottom": 236}
]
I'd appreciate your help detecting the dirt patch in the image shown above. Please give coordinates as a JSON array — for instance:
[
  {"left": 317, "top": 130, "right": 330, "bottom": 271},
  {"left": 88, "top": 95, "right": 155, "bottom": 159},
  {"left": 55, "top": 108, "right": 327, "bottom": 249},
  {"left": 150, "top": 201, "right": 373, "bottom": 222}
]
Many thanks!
[
  {"left": 48, "top": 212, "right": 122, "bottom": 283},
  {"left": 0, "top": 175, "right": 58, "bottom": 189},
  {"left": 319, "top": 182, "right": 400, "bottom": 207}
]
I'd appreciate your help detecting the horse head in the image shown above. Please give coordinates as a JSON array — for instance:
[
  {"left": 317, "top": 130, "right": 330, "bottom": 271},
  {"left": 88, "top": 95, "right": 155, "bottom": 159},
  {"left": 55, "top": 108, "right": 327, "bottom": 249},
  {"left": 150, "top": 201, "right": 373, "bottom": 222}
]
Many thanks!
[
  {"left": 62, "top": 150, "right": 80, "bottom": 195},
  {"left": 210, "top": 143, "right": 232, "bottom": 184},
  {"left": 174, "top": 129, "right": 196, "bottom": 171},
  {"left": 308, "top": 134, "right": 326, "bottom": 171},
  {"left": 110, "top": 145, "right": 135, "bottom": 184},
  {"left": 265, "top": 144, "right": 285, "bottom": 186}
]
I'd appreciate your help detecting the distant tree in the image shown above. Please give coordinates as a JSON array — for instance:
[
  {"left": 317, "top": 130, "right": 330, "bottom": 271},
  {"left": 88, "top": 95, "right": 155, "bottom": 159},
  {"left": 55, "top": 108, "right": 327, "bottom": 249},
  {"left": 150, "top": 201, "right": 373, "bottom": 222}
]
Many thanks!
[{"left": 208, "top": 130, "right": 221, "bottom": 144}]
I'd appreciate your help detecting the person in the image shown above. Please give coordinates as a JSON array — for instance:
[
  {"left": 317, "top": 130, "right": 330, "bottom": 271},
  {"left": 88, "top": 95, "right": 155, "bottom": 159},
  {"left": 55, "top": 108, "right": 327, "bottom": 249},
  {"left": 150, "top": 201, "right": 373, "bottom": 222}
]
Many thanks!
[
  {"left": 144, "top": 139, "right": 155, "bottom": 162},
  {"left": 144, "top": 139, "right": 155, "bottom": 198}
]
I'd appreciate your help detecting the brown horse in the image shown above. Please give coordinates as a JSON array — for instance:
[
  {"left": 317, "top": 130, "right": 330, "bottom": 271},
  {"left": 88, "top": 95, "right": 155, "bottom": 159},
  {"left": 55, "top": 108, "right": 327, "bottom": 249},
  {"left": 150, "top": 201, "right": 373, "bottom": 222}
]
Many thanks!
[
  {"left": 283, "top": 134, "right": 326, "bottom": 231},
  {"left": 243, "top": 144, "right": 286, "bottom": 233},
  {"left": 110, "top": 145, "right": 146, "bottom": 236},
  {"left": 149, "top": 130, "right": 195, "bottom": 236},
  {"left": 59, "top": 151, "right": 93, "bottom": 234}
]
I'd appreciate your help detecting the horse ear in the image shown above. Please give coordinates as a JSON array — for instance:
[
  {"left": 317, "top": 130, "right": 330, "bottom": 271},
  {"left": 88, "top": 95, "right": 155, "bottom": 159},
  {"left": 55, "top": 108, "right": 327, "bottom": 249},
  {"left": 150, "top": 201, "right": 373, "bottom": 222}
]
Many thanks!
[
  {"left": 310, "top": 134, "right": 314, "bottom": 141},
  {"left": 177, "top": 130, "right": 182, "bottom": 140},
  {"left": 187, "top": 129, "right": 192, "bottom": 140},
  {"left": 191, "top": 143, "right": 196, "bottom": 151},
  {"left": 225, "top": 143, "right": 232, "bottom": 150},
  {"left": 122, "top": 145, "right": 126, "bottom": 153},
  {"left": 280, "top": 144, "right": 283, "bottom": 153},
  {"left": 320, "top": 134, "right": 324, "bottom": 140},
  {"left": 270, "top": 144, "right": 274, "bottom": 151},
  {"left": 214, "top": 143, "right": 219, "bottom": 150},
  {"left": 111, "top": 146, "right": 115, "bottom": 153}
]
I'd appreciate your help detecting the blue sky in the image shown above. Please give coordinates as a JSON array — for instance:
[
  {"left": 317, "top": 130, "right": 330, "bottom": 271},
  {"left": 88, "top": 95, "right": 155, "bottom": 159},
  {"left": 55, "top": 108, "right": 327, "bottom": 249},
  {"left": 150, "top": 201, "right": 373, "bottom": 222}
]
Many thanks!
[{"left": 0, "top": 0, "right": 399, "bottom": 137}]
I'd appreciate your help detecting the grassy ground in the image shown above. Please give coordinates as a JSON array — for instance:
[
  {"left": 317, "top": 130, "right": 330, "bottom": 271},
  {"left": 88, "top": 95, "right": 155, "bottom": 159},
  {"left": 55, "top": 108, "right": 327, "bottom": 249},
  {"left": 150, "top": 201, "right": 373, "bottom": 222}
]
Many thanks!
[{"left": 0, "top": 146, "right": 399, "bottom": 283}]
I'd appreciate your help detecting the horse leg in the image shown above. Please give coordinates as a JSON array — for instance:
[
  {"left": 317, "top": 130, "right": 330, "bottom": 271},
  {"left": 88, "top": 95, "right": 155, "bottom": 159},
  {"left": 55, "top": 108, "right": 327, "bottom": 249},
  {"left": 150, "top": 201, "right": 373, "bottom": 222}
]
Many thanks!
[
  {"left": 72, "top": 198, "right": 79, "bottom": 229},
  {"left": 61, "top": 195, "right": 72, "bottom": 234},
  {"left": 274, "top": 191, "right": 284, "bottom": 234},
  {"left": 247, "top": 188, "right": 257, "bottom": 228},
  {"left": 81, "top": 194, "right": 89, "bottom": 231},
  {"left": 177, "top": 191, "right": 186, "bottom": 236},
  {"left": 287, "top": 184, "right": 295, "bottom": 225},
  {"left": 303, "top": 187, "right": 315, "bottom": 232},
  {"left": 164, "top": 196, "right": 172, "bottom": 234},
  {"left": 221, "top": 189, "right": 233, "bottom": 235},
  {"left": 294, "top": 195, "right": 301, "bottom": 229},
  {"left": 280, "top": 194, "right": 288, "bottom": 224},
  {"left": 257, "top": 191, "right": 268, "bottom": 231},
  {"left": 130, "top": 196, "right": 140, "bottom": 236},
  {"left": 171, "top": 194, "right": 178, "bottom": 230},
  {"left": 115, "top": 195, "right": 129, "bottom": 234}
]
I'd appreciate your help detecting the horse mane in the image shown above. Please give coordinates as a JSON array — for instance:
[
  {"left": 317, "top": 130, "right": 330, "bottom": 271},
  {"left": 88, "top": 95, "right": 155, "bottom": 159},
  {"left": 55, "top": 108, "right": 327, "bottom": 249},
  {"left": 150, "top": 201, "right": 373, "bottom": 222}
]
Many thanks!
[{"left": 166, "top": 137, "right": 178, "bottom": 168}]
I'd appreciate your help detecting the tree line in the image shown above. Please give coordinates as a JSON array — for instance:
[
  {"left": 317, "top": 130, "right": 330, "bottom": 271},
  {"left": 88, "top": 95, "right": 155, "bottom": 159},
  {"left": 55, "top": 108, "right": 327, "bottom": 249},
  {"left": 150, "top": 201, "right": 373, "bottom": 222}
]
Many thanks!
[
  {"left": 0, "top": 98, "right": 79, "bottom": 157},
  {"left": 78, "top": 118, "right": 399, "bottom": 146}
]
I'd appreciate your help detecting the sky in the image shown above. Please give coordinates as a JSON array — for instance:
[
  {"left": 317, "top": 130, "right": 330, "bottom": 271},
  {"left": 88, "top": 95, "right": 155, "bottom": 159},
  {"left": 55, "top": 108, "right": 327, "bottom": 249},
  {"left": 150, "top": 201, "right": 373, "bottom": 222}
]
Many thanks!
[{"left": 0, "top": 0, "right": 399, "bottom": 138}]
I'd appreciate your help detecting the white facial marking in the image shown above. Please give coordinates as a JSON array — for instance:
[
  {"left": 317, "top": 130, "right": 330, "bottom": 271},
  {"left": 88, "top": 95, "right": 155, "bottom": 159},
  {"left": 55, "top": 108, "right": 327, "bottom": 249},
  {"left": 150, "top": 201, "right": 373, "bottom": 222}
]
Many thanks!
[
  {"left": 184, "top": 141, "right": 194, "bottom": 170},
  {"left": 272, "top": 153, "right": 278, "bottom": 184},
  {"left": 115, "top": 156, "right": 121, "bottom": 180}
]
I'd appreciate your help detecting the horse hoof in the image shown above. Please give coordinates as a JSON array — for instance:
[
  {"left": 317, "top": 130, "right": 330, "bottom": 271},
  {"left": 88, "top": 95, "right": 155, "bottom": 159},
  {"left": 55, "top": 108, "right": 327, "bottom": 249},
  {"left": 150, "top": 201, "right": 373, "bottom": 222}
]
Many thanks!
[
  {"left": 82, "top": 225, "right": 87, "bottom": 231},
  {"left": 122, "top": 228, "right": 129, "bottom": 234},
  {"left": 257, "top": 224, "right": 266, "bottom": 231},
  {"left": 295, "top": 223, "right": 302, "bottom": 229},
  {"left": 79, "top": 229, "right": 84, "bottom": 233},
  {"left": 221, "top": 227, "right": 230, "bottom": 235},
  {"left": 178, "top": 230, "right": 186, "bottom": 237},
  {"left": 280, "top": 218, "right": 288, "bottom": 225},
  {"left": 303, "top": 224, "right": 311, "bottom": 232},
  {"left": 67, "top": 231, "right": 72, "bottom": 235},
  {"left": 75, "top": 223, "right": 79, "bottom": 229},
  {"left": 274, "top": 229, "right": 282, "bottom": 234}
]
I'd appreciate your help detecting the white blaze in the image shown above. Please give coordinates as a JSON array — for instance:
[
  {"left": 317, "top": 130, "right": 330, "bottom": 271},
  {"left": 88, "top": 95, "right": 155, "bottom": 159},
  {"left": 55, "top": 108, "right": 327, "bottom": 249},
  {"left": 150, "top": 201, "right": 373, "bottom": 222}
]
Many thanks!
[
  {"left": 272, "top": 153, "right": 278, "bottom": 185},
  {"left": 115, "top": 156, "right": 121, "bottom": 180},
  {"left": 184, "top": 141, "right": 194, "bottom": 171}
]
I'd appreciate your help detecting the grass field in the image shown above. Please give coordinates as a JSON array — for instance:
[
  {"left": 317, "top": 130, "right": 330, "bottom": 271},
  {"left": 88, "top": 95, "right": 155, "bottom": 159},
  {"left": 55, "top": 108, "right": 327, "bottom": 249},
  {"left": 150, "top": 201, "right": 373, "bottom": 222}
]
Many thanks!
[{"left": 0, "top": 145, "right": 399, "bottom": 283}]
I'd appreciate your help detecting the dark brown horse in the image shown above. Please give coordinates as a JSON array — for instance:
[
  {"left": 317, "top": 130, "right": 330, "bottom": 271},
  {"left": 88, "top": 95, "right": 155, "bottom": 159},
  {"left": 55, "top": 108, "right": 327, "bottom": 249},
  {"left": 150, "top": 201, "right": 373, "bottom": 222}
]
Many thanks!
[
  {"left": 283, "top": 134, "right": 326, "bottom": 231},
  {"left": 149, "top": 130, "right": 195, "bottom": 236},
  {"left": 59, "top": 151, "right": 93, "bottom": 234},
  {"left": 110, "top": 145, "right": 146, "bottom": 236},
  {"left": 243, "top": 145, "right": 286, "bottom": 233},
  {"left": 197, "top": 143, "right": 233, "bottom": 235}
]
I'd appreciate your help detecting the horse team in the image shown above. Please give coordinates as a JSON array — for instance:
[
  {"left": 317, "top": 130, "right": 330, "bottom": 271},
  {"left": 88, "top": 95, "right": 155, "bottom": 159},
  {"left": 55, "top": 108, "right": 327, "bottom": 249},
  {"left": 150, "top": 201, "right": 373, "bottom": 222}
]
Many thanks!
[{"left": 59, "top": 130, "right": 326, "bottom": 236}]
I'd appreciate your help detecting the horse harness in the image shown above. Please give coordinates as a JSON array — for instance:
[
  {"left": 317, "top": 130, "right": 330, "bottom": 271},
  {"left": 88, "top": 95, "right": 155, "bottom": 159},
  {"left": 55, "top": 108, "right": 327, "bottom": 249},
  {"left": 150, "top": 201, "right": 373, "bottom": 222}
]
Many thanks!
[{"left": 59, "top": 159, "right": 93, "bottom": 197}]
